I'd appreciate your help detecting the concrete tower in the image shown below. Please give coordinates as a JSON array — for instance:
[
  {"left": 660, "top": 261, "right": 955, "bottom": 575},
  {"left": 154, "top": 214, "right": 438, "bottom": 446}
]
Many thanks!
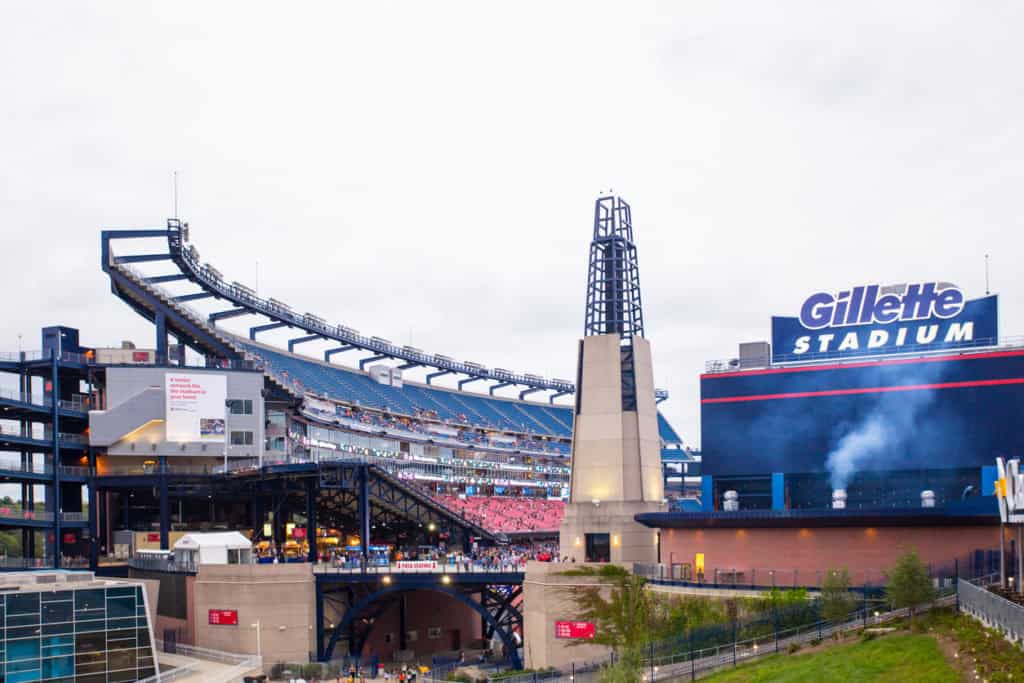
[{"left": 559, "top": 196, "right": 664, "bottom": 564}]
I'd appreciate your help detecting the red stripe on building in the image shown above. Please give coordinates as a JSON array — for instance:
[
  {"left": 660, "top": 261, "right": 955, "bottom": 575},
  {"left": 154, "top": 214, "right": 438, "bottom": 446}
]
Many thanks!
[
  {"left": 701, "top": 349, "right": 1024, "bottom": 380},
  {"left": 701, "top": 377, "right": 1024, "bottom": 404}
]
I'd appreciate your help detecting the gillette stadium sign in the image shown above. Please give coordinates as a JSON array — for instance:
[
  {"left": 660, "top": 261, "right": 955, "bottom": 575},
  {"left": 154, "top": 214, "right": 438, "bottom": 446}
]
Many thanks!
[{"left": 771, "top": 283, "right": 998, "bottom": 362}]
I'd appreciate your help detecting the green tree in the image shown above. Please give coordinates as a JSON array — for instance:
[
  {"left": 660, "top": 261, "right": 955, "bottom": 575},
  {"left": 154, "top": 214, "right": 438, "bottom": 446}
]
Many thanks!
[
  {"left": 885, "top": 550, "right": 935, "bottom": 622},
  {"left": 821, "top": 568, "right": 857, "bottom": 633}
]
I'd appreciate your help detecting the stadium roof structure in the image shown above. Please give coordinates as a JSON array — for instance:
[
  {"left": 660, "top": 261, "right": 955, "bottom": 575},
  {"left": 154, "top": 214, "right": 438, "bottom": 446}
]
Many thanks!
[
  {"left": 100, "top": 218, "right": 676, "bottom": 419},
  {"left": 102, "top": 219, "right": 668, "bottom": 404}
]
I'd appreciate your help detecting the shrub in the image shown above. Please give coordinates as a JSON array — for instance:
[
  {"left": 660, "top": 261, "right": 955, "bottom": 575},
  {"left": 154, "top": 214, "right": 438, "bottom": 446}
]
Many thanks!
[
  {"left": 446, "top": 672, "right": 472, "bottom": 682},
  {"left": 860, "top": 631, "right": 877, "bottom": 642},
  {"left": 269, "top": 662, "right": 287, "bottom": 679},
  {"left": 787, "top": 642, "right": 802, "bottom": 654},
  {"left": 809, "top": 638, "right": 821, "bottom": 646}
]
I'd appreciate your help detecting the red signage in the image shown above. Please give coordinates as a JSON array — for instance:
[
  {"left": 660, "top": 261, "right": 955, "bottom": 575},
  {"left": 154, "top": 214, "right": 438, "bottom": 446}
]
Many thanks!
[
  {"left": 132, "top": 351, "right": 151, "bottom": 362},
  {"left": 208, "top": 609, "right": 238, "bottom": 626},
  {"left": 63, "top": 533, "right": 76, "bottom": 544},
  {"left": 147, "top": 533, "right": 160, "bottom": 543},
  {"left": 555, "top": 621, "right": 595, "bottom": 639},
  {"left": 293, "top": 527, "right": 307, "bottom": 539}
]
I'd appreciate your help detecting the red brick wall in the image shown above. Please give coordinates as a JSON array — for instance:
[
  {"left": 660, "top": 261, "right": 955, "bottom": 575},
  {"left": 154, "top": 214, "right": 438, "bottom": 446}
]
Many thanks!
[
  {"left": 659, "top": 525, "right": 1002, "bottom": 586},
  {"left": 359, "top": 590, "right": 483, "bottom": 660}
]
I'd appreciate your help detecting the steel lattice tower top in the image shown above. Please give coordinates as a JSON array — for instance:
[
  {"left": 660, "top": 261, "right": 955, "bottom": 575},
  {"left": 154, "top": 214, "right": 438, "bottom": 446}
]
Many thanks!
[{"left": 583, "top": 196, "right": 645, "bottom": 343}]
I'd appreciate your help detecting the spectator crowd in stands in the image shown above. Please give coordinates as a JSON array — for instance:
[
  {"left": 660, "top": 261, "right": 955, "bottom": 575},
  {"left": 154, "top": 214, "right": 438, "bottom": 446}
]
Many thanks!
[{"left": 434, "top": 495, "right": 565, "bottom": 534}]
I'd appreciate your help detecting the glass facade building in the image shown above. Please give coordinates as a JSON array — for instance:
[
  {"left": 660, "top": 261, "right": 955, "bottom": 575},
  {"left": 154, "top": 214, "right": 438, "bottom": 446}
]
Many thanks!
[{"left": 0, "top": 574, "right": 157, "bottom": 683}]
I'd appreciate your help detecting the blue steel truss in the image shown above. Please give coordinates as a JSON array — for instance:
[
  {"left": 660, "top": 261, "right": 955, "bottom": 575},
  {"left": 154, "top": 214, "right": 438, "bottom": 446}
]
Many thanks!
[
  {"left": 584, "top": 196, "right": 645, "bottom": 342},
  {"left": 318, "top": 577, "right": 524, "bottom": 668},
  {"left": 100, "top": 219, "right": 670, "bottom": 402}
]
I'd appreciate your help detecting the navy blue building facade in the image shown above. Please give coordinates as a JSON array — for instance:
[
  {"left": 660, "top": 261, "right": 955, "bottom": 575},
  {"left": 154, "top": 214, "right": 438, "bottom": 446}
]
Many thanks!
[{"left": 700, "top": 348, "right": 1024, "bottom": 511}]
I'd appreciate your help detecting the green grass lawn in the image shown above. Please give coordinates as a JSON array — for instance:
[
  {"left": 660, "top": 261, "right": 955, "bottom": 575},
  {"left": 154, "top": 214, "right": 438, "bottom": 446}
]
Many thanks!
[{"left": 700, "top": 633, "right": 959, "bottom": 683}]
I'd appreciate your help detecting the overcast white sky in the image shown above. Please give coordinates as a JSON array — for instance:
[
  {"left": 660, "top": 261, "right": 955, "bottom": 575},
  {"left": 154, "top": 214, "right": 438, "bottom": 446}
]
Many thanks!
[{"left": 2, "top": 2, "right": 1022, "bottom": 446}]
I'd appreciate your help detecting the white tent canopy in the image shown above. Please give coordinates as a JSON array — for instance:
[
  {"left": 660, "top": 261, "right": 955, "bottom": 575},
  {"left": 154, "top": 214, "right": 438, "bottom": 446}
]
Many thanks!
[{"left": 173, "top": 532, "right": 252, "bottom": 566}]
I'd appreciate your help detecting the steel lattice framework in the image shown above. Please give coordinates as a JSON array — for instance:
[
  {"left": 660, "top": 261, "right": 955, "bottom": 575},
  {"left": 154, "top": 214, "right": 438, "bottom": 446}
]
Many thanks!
[{"left": 583, "top": 196, "right": 645, "bottom": 342}]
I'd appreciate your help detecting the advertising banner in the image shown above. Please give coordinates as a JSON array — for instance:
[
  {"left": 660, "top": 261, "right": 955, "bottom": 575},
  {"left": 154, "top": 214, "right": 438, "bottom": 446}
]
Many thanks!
[
  {"left": 208, "top": 609, "right": 238, "bottom": 626},
  {"left": 554, "top": 621, "right": 595, "bottom": 639},
  {"left": 165, "top": 373, "right": 227, "bottom": 442},
  {"left": 396, "top": 560, "right": 438, "bottom": 570},
  {"left": 771, "top": 283, "right": 997, "bottom": 363}
]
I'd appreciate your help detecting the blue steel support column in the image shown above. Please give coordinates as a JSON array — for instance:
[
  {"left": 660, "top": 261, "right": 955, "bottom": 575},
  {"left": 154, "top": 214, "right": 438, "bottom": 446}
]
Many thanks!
[
  {"left": 359, "top": 355, "right": 388, "bottom": 370},
  {"left": 426, "top": 370, "right": 453, "bottom": 385},
  {"left": 701, "top": 476, "right": 714, "bottom": 512},
  {"left": 489, "top": 382, "right": 513, "bottom": 396},
  {"left": 306, "top": 478, "right": 317, "bottom": 563},
  {"left": 398, "top": 593, "right": 407, "bottom": 651},
  {"left": 982, "top": 465, "right": 998, "bottom": 495},
  {"left": 88, "top": 450, "right": 98, "bottom": 570},
  {"left": 155, "top": 311, "right": 168, "bottom": 364},
  {"left": 358, "top": 466, "right": 370, "bottom": 564},
  {"left": 771, "top": 473, "right": 785, "bottom": 511},
  {"left": 51, "top": 350, "right": 62, "bottom": 568},
  {"left": 315, "top": 580, "right": 325, "bottom": 660},
  {"left": 250, "top": 322, "right": 288, "bottom": 340},
  {"left": 549, "top": 390, "right": 571, "bottom": 404},
  {"left": 519, "top": 387, "right": 542, "bottom": 400},
  {"left": 458, "top": 377, "right": 484, "bottom": 391},
  {"left": 288, "top": 335, "right": 321, "bottom": 352},
  {"left": 159, "top": 456, "right": 170, "bottom": 550},
  {"left": 175, "top": 336, "right": 186, "bottom": 366}
]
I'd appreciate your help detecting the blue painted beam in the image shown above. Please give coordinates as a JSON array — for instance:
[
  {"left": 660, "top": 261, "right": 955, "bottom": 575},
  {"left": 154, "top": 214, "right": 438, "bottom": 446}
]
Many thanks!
[
  {"left": 116, "top": 253, "right": 172, "bottom": 264},
  {"left": 702, "top": 476, "right": 714, "bottom": 512},
  {"left": 549, "top": 390, "right": 571, "bottom": 404},
  {"left": 519, "top": 387, "right": 542, "bottom": 400},
  {"left": 324, "top": 345, "right": 355, "bottom": 361},
  {"left": 458, "top": 377, "right": 484, "bottom": 390},
  {"left": 288, "top": 335, "right": 321, "bottom": 352},
  {"left": 173, "top": 292, "right": 214, "bottom": 303},
  {"left": 397, "top": 362, "right": 421, "bottom": 370},
  {"left": 208, "top": 308, "right": 249, "bottom": 323},
  {"left": 771, "top": 473, "right": 785, "bottom": 511},
  {"left": 250, "top": 321, "right": 288, "bottom": 339},
  {"left": 426, "top": 369, "right": 454, "bottom": 385},
  {"left": 489, "top": 381, "right": 514, "bottom": 396},
  {"left": 146, "top": 273, "right": 189, "bottom": 284},
  {"left": 359, "top": 354, "right": 388, "bottom": 370},
  {"left": 102, "top": 229, "right": 169, "bottom": 239}
]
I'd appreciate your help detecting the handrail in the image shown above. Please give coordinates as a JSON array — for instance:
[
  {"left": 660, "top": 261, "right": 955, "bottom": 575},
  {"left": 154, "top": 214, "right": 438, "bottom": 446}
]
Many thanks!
[
  {"left": 158, "top": 220, "right": 672, "bottom": 400},
  {"left": 705, "top": 334, "right": 1024, "bottom": 374}
]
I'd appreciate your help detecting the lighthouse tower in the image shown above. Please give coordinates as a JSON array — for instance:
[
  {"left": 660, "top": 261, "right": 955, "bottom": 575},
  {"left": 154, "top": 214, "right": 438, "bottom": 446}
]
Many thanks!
[{"left": 559, "top": 196, "right": 664, "bottom": 564}]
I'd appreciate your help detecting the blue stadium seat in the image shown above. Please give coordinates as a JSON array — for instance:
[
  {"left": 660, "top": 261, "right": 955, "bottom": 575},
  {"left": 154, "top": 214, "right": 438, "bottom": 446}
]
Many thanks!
[{"left": 236, "top": 338, "right": 678, "bottom": 444}]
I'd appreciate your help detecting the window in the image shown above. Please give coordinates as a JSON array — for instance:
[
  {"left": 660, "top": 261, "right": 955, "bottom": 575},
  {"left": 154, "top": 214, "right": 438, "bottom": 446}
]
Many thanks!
[
  {"left": 584, "top": 533, "right": 611, "bottom": 563},
  {"left": 228, "top": 399, "right": 253, "bottom": 415},
  {"left": 230, "top": 431, "right": 254, "bottom": 446}
]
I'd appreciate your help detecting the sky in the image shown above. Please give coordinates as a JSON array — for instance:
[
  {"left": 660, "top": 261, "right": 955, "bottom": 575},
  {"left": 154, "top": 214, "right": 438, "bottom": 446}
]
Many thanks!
[{"left": 1, "top": 2, "right": 1022, "bottom": 446}]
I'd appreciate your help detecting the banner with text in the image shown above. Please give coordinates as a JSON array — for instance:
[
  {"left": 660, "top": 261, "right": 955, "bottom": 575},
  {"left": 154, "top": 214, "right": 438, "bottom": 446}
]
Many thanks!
[{"left": 165, "top": 373, "right": 227, "bottom": 442}]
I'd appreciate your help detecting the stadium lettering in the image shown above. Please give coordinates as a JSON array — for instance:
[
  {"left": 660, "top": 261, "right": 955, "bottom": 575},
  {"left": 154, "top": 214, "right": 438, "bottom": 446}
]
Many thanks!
[
  {"left": 798, "top": 283, "right": 964, "bottom": 330},
  {"left": 791, "top": 321, "right": 975, "bottom": 356}
]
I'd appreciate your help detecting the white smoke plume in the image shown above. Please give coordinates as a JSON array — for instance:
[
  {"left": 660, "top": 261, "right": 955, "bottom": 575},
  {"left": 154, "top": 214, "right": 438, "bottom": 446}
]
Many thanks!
[{"left": 825, "top": 383, "right": 938, "bottom": 491}]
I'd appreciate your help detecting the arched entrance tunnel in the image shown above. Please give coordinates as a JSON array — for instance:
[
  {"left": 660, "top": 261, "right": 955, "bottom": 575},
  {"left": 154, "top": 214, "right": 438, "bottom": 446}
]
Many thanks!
[{"left": 319, "top": 579, "right": 523, "bottom": 668}]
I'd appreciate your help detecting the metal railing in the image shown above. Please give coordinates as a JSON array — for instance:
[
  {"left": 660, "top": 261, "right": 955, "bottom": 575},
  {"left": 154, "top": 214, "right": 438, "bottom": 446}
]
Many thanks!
[
  {"left": 0, "top": 460, "right": 52, "bottom": 476},
  {"left": 0, "top": 506, "right": 54, "bottom": 522},
  {"left": 128, "top": 556, "right": 198, "bottom": 574},
  {"left": 958, "top": 578, "right": 1024, "bottom": 643},
  {"left": 313, "top": 560, "right": 526, "bottom": 575},
  {"left": 704, "top": 334, "right": 1024, "bottom": 374}
]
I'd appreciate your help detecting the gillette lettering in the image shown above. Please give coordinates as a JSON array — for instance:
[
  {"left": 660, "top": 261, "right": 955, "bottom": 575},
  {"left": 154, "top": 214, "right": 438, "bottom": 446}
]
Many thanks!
[{"left": 799, "top": 283, "right": 964, "bottom": 330}]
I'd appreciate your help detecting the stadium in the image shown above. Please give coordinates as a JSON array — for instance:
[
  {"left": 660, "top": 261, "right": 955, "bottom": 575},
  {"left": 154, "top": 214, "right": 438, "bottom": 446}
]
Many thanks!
[
  {"left": 0, "top": 198, "right": 693, "bottom": 670},
  {"left": 0, "top": 196, "right": 1015, "bottom": 675}
]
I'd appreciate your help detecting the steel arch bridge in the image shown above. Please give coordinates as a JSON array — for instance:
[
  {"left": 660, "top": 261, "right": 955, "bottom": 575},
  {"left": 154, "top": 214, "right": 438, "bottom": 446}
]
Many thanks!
[{"left": 315, "top": 569, "right": 524, "bottom": 669}]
